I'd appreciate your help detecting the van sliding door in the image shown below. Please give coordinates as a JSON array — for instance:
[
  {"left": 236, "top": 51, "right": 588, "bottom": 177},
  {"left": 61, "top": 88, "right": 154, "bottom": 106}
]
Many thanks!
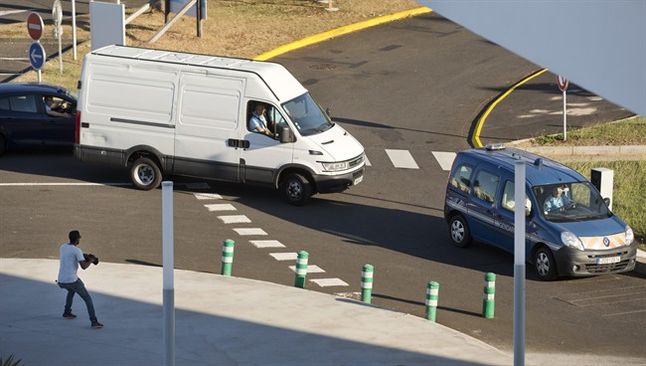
[{"left": 174, "top": 72, "right": 244, "bottom": 182}]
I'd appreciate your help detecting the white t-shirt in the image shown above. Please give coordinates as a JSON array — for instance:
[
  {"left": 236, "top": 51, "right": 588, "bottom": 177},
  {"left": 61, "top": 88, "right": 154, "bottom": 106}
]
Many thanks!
[{"left": 58, "top": 243, "right": 85, "bottom": 284}]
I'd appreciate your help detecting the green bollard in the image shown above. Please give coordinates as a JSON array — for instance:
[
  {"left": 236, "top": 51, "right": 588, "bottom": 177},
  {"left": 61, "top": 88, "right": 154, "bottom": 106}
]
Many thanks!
[
  {"left": 294, "top": 250, "right": 309, "bottom": 288},
  {"left": 426, "top": 281, "right": 439, "bottom": 322},
  {"left": 221, "top": 239, "right": 235, "bottom": 276},
  {"left": 482, "top": 272, "right": 496, "bottom": 319},
  {"left": 361, "top": 264, "right": 374, "bottom": 304}
]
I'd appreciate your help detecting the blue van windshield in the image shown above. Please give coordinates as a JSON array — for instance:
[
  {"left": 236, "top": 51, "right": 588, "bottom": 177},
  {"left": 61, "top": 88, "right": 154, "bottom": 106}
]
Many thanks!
[
  {"left": 282, "top": 93, "right": 333, "bottom": 136},
  {"left": 533, "top": 182, "right": 611, "bottom": 222}
]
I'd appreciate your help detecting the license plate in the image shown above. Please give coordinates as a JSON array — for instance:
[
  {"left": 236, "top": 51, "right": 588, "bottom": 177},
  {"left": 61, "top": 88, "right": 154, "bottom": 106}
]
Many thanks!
[
  {"left": 353, "top": 175, "right": 363, "bottom": 185},
  {"left": 596, "top": 256, "right": 620, "bottom": 265}
]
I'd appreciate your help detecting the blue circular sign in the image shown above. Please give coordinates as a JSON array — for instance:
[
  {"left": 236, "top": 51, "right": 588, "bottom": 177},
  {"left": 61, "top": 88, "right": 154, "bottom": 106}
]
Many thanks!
[{"left": 29, "top": 42, "right": 46, "bottom": 70}]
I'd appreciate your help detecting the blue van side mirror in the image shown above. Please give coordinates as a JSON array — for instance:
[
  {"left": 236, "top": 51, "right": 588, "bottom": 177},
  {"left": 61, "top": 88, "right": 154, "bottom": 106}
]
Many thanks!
[{"left": 603, "top": 197, "right": 611, "bottom": 207}]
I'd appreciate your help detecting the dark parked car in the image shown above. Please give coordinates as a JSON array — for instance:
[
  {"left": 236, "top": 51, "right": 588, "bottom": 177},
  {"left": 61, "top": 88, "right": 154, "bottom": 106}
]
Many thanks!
[{"left": 0, "top": 83, "right": 76, "bottom": 155}]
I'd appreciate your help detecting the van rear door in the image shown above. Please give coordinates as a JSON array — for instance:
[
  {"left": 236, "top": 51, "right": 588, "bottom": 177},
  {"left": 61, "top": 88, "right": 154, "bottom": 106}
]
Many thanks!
[{"left": 174, "top": 72, "right": 244, "bottom": 182}]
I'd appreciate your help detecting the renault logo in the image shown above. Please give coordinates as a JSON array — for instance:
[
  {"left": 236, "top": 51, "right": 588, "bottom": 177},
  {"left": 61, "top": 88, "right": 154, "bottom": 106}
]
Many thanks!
[{"left": 603, "top": 237, "right": 610, "bottom": 247}]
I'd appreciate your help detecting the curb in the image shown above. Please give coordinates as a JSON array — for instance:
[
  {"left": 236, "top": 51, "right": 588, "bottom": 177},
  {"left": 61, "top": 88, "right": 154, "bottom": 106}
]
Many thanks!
[
  {"left": 254, "top": 6, "right": 432, "bottom": 61},
  {"left": 469, "top": 68, "right": 548, "bottom": 148},
  {"left": 517, "top": 145, "right": 646, "bottom": 160}
]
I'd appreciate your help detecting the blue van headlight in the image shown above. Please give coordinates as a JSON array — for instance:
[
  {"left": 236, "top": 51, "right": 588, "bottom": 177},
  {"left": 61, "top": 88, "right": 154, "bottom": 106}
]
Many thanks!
[
  {"left": 625, "top": 226, "right": 634, "bottom": 245},
  {"left": 561, "top": 231, "right": 584, "bottom": 251}
]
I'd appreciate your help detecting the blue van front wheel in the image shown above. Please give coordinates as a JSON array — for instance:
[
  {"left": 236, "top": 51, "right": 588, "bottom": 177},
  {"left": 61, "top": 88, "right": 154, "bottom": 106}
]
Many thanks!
[
  {"left": 449, "top": 215, "right": 472, "bottom": 248},
  {"left": 533, "top": 246, "right": 557, "bottom": 281}
]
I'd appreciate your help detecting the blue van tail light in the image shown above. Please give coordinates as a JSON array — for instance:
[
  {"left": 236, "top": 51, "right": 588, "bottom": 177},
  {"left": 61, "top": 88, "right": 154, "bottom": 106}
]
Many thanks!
[
  {"left": 561, "top": 231, "right": 584, "bottom": 251},
  {"left": 625, "top": 226, "right": 634, "bottom": 245}
]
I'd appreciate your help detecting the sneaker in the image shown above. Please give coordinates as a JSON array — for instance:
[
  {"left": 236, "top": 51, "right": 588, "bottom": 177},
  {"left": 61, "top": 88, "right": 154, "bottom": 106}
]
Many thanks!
[
  {"left": 62, "top": 312, "right": 77, "bottom": 319},
  {"left": 90, "top": 321, "right": 104, "bottom": 329}
]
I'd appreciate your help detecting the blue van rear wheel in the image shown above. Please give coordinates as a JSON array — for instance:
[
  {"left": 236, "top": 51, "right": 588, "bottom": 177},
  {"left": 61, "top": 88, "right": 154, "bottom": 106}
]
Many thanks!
[{"left": 449, "top": 215, "right": 472, "bottom": 248}]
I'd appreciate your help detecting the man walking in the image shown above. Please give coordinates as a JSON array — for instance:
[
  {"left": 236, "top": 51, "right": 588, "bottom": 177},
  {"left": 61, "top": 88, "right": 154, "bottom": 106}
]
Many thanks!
[{"left": 57, "top": 230, "right": 103, "bottom": 328}]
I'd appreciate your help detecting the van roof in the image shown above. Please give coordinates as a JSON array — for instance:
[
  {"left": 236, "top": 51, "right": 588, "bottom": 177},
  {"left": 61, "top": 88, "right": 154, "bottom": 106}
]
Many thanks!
[
  {"left": 90, "top": 45, "right": 307, "bottom": 102},
  {"left": 460, "top": 147, "right": 586, "bottom": 186}
]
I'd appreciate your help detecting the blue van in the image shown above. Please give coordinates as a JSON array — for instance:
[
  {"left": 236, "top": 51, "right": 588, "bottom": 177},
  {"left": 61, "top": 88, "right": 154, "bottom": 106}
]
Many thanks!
[{"left": 444, "top": 144, "right": 637, "bottom": 280}]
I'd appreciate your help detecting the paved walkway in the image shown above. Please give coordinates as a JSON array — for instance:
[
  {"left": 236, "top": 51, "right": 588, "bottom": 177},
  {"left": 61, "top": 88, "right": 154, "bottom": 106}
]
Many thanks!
[{"left": 0, "top": 258, "right": 511, "bottom": 366}]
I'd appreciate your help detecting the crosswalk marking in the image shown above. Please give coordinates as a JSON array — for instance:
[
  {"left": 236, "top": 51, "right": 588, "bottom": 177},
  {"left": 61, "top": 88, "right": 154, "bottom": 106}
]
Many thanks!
[
  {"left": 233, "top": 228, "right": 267, "bottom": 236},
  {"left": 289, "top": 265, "right": 325, "bottom": 273},
  {"left": 250, "top": 240, "right": 286, "bottom": 248},
  {"left": 217, "top": 215, "right": 251, "bottom": 224},
  {"left": 269, "top": 252, "right": 298, "bottom": 261},
  {"left": 310, "top": 278, "right": 349, "bottom": 287},
  {"left": 364, "top": 155, "right": 372, "bottom": 166},
  {"left": 432, "top": 151, "right": 456, "bottom": 171},
  {"left": 204, "top": 203, "right": 236, "bottom": 211},
  {"left": 194, "top": 193, "right": 222, "bottom": 200},
  {"left": 385, "top": 149, "right": 419, "bottom": 169}
]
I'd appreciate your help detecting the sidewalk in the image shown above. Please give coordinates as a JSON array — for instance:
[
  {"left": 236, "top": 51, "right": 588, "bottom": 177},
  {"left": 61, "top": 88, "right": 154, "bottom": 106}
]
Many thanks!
[{"left": 0, "top": 258, "right": 511, "bottom": 366}]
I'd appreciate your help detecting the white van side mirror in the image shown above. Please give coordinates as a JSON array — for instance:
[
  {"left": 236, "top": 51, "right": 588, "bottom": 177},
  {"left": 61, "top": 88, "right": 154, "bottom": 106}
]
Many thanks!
[{"left": 280, "top": 127, "right": 295, "bottom": 143}]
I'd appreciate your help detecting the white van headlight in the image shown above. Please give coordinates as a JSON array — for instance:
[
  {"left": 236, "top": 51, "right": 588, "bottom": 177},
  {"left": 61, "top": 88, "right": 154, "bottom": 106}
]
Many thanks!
[
  {"left": 321, "top": 161, "right": 348, "bottom": 172},
  {"left": 625, "top": 226, "right": 634, "bottom": 245},
  {"left": 561, "top": 231, "right": 584, "bottom": 251}
]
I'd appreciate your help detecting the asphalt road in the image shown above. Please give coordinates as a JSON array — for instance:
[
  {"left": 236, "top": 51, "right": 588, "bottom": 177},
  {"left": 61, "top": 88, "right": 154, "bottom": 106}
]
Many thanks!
[{"left": 1, "top": 11, "right": 644, "bottom": 361}]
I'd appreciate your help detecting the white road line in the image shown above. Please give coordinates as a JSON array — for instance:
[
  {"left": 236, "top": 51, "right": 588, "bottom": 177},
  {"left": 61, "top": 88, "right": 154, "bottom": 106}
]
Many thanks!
[
  {"left": 0, "top": 57, "right": 29, "bottom": 61},
  {"left": 432, "top": 151, "right": 456, "bottom": 171},
  {"left": 288, "top": 265, "right": 325, "bottom": 273},
  {"left": 204, "top": 204, "right": 236, "bottom": 212},
  {"left": 233, "top": 228, "right": 267, "bottom": 236},
  {"left": 385, "top": 149, "right": 419, "bottom": 169},
  {"left": 269, "top": 252, "right": 298, "bottom": 261},
  {"left": 250, "top": 240, "right": 285, "bottom": 248},
  {"left": 185, "top": 182, "right": 210, "bottom": 189},
  {"left": 364, "top": 155, "right": 372, "bottom": 166},
  {"left": 0, "top": 182, "right": 131, "bottom": 187},
  {"left": 310, "top": 278, "right": 349, "bottom": 287},
  {"left": 217, "top": 215, "right": 251, "bottom": 224},
  {"left": 193, "top": 193, "right": 222, "bottom": 200},
  {"left": 602, "top": 309, "right": 646, "bottom": 317}
]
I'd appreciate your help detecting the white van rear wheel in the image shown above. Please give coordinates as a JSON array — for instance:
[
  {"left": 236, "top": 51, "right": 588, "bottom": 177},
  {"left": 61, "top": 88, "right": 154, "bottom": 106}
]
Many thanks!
[{"left": 130, "top": 157, "right": 161, "bottom": 190}]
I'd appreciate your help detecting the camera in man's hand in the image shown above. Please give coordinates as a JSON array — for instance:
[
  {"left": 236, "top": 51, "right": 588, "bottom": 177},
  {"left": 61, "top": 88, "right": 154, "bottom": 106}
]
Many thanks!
[{"left": 83, "top": 253, "right": 99, "bottom": 265}]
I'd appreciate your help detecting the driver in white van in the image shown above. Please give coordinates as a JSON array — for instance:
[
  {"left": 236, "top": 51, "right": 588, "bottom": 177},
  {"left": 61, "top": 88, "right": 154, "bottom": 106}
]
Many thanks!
[{"left": 249, "top": 103, "right": 273, "bottom": 136}]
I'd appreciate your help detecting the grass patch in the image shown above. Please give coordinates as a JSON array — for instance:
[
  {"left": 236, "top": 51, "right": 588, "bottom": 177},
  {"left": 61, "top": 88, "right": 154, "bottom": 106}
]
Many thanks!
[
  {"left": 4, "top": 0, "right": 420, "bottom": 93},
  {"left": 526, "top": 116, "right": 646, "bottom": 146},
  {"left": 566, "top": 160, "right": 646, "bottom": 248}
]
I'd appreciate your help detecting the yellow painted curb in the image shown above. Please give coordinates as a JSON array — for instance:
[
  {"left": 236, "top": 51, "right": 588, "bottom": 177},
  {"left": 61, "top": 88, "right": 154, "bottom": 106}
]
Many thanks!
[
  {"left": 253, "top": 7, "right": 432, "bottom": 61},
  {"left": 472, "top": 68, "right": 549, "bottom": 148}
]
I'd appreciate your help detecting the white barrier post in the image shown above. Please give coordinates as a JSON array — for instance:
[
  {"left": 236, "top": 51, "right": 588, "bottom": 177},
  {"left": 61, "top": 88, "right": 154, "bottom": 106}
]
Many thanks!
[{"left": 162, "top": 181, "right": 175, "bottom": 366}]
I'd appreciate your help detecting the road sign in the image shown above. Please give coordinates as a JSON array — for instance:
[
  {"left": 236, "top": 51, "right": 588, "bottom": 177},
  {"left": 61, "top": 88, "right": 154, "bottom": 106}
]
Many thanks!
[
  {"left": 557, "top": 75, "right": 569, "bottom": 92},
  {"left": 29, "top": 42, "right": 46, "bottom": 70},
  {"left": 52, "top": 0, "right": 63, "bottom": 26},
  {"left": 27, "top": 12, "right": 44, "bottom": 41}
]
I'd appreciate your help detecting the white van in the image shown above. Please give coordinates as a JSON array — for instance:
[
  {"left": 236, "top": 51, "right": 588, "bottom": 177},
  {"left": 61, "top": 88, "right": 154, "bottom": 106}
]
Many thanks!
[{"left": 74, "top": 45, "right": 365, "bottom": 205}]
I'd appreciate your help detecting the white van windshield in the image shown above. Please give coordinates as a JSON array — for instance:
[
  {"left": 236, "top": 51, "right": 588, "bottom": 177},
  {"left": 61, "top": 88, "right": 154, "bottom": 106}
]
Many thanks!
[
  {"left": 282, "top": 93, "right": 333, "bottom": 136},
  {"left": 533, "top": 182, "right": 611, "bottom": 222}
]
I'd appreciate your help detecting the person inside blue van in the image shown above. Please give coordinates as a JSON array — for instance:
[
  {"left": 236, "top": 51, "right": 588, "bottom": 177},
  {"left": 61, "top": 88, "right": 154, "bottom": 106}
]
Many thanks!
[{"left": 543, "top": 185, "right": 571, "bottom": 212}]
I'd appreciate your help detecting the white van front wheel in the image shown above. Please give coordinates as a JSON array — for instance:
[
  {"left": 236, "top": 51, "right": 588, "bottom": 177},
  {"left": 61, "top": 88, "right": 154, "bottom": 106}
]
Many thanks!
[
  {"left": 130, "top": 157, "right": 162, "bottom": 190},
  {"left": 281, "top": 173, "right": 312, "bottom": 206}
]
